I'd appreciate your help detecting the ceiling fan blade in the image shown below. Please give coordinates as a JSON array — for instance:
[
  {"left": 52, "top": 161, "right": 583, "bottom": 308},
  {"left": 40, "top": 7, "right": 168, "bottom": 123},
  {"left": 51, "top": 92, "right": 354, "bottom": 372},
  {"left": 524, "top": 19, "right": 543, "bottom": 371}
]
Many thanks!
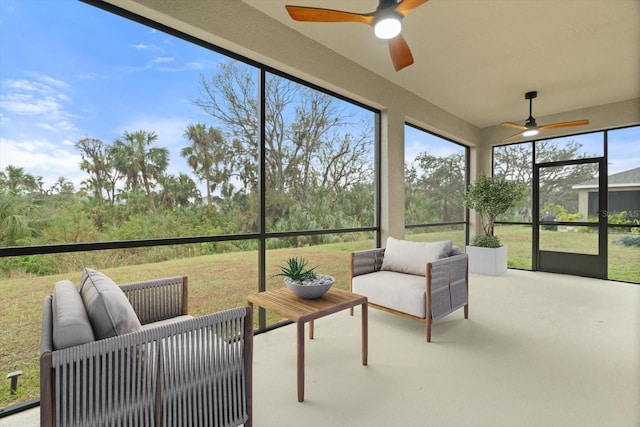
[
  {"left": 394, "top": 0, "right": 430, "bottom": 17},
  {"left": 500, "top": 122, "right": 527, "bottom": 130},
  {"left": 538, "top": 120, "right": 590, "bottom": 131},
  {"left": 388, "top": 34, "right": 414, "bottom": 71},
  {"left": 285, "top": 5, "right": 375, "bottom": 25},
  {"left": 503, "top": 130, "right": 525, "bottom": 142}
]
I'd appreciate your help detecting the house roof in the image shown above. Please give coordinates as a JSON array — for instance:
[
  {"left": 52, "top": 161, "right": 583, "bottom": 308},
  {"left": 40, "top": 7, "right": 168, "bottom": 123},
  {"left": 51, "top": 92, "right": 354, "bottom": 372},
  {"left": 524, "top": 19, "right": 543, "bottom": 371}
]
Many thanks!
[{"left": 573, "top": 167, "right": 640, "bottom": 189}]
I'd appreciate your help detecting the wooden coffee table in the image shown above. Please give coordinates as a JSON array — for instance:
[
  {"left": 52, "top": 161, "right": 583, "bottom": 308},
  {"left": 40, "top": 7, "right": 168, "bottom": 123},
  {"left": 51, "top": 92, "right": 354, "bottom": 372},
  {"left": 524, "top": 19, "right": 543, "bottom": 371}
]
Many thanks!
[{"left": 247, "top": 287, "right": 368, "bottom": 402}]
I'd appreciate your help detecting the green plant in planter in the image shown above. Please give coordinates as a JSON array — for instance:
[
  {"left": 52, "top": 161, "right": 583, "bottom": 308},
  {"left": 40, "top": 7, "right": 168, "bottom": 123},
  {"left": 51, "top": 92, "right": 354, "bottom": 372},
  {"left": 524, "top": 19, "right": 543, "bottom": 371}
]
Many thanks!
[
  {"left": 273, "top": 257, "right": 318, "bottom": 282},
  {"left": 471, "top": 235, "right": 502, "bottom": 248},
  {"left": 463, "top": 172, "right": 527, "bottom": 248}
]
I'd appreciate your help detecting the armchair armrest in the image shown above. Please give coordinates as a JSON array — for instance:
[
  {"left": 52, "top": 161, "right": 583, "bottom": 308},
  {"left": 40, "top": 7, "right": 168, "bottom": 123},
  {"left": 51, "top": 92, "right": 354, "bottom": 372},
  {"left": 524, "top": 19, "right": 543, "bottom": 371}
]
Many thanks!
[
  {"left": 351, "top": 248, "right": 386, "bottom": 278},
  {"left": 120, "top": 276, "right": 188, "bottom": 325},
  {"left": 427, "top": 254, "right": 469, "bottom": 321}
]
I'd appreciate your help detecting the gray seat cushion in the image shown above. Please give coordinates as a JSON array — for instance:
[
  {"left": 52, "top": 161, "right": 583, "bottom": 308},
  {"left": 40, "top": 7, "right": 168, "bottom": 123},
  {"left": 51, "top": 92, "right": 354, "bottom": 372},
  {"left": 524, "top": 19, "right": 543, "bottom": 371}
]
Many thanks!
[
  {"left": 80, "top": 268, "right": 142, "bottom": 339},
  {"left": 352, "top": 271, "right": 426, "bottom": 318},
  {"left": 52, "top": 280, "right": 95, "bottom": 350}
]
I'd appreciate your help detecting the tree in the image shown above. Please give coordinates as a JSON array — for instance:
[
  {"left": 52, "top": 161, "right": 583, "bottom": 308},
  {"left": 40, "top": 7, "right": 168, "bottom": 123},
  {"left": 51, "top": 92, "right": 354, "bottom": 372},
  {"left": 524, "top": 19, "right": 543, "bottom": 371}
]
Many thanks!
[
  {"left": 194, "top": 62, "right": 258, "bottom": 190},
  {"left": 50, "top": 177, "right": 75, "bottom": 195},
  {"left": 463, "top": 173, "right": 527, "bottom": 246},
  {"left": 0, "top": 165, "right": 39, "bottom": 195},
  {"left": 0, "top": 190, "right": 33, "bottom": 245},
  {"left": 194, "top": 60, "right": 375, "bottom": 226},
  {"left": 181, "top": 124, "right": 229, "bottom": 209},
  {"left": 75, "top": 137, "right": 111, "bottom": 203},
  {"left": 109, "top": 130, "right": 168, "bottom": 214},
  {"left": 158, "top": 173, "right": 201, "bottom": 208},
  {"left": 405, "top": 152, "right": 466, "bottom": 224},
  {"left": 493, "top": 140, "right": 598, "bottom": 215}
]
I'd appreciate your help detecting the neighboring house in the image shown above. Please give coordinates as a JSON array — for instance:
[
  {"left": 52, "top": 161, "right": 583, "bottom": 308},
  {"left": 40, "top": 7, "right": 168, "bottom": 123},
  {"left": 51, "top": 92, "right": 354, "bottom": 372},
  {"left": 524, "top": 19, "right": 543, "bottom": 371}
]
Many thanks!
[{"left": 572, "top": 167, "right": 640, "bottom": 221}]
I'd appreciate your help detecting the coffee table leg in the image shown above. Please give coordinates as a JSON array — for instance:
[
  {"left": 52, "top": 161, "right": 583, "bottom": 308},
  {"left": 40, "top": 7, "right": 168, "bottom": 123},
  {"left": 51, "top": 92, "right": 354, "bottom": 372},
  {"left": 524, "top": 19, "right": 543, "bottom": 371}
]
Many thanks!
[
  {"left": 297, "top": 321, "right": 305, "bottom": 402},
  {"left": 362, "top": 302, "right": 368, "bottom": 366},
  {"left": 309, "top": 320, "right": 314, "bottom": 339}
]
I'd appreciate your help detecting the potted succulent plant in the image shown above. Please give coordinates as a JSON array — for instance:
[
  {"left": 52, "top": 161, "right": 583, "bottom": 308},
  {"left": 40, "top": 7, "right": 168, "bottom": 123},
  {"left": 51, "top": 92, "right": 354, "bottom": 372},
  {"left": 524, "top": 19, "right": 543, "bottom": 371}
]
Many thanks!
[
  {"left": 463, "top": 172, "right": 527, "bottom": 275},
  {"left": 274, "top": 257, "right": 334, "bottom": 299}
]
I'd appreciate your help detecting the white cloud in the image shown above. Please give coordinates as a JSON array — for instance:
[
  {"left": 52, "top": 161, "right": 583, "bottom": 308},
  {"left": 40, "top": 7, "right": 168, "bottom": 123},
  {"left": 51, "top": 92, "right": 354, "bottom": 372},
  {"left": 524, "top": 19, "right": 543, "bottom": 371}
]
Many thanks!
[
  {"left": 130, "top": 43, "right": 162, "bottom": 52},
  {"left": 0, "top": 137, "right": 84, "bottom": 189},
  {"left": 151, "top": 57, "right": 174, "bottom": 64},
  {"left": 0, "top": 93, "right": 63, "bottom": 115},
  {"left": 184, "top": 62, "right": 204, "bottom": 70},
  {"left": 77, "top": 72, "right": 98, "bottom": 80},
  {"left": 38, "top": 75, "right": 69, "bottom": 90},
  {"left": 0, "top": 75, "right": 77, "bottom": 132},
  {"left": 36, "top": 123, "right": 56, "bottom": 131}
]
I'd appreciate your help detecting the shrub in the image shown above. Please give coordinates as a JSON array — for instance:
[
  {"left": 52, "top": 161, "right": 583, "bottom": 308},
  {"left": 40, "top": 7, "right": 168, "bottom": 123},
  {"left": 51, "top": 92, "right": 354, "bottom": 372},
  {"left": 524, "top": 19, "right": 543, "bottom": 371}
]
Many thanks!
[
  {"left": 618, "top": 235, "right": 640, "bottom": 247},
  {"left": 470, "top": 235, "right": 502, "bottom": 248}
]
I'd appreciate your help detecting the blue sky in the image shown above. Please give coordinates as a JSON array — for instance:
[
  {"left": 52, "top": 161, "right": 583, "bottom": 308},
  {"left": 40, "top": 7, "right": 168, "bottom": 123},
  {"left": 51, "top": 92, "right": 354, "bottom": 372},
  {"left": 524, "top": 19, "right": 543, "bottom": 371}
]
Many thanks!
[
  {"left": 0, "top": 0, "right": 221, "bottom": 188},
  {"left": 1, "top": 0, "right": 637, "bottom": 192}
]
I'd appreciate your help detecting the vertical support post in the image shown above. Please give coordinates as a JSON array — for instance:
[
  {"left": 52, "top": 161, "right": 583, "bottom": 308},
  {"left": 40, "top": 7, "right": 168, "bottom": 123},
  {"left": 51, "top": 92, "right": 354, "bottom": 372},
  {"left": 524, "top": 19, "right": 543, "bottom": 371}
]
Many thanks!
[{"left": 425, "top": 264, "right": 432, "bottom": 342}]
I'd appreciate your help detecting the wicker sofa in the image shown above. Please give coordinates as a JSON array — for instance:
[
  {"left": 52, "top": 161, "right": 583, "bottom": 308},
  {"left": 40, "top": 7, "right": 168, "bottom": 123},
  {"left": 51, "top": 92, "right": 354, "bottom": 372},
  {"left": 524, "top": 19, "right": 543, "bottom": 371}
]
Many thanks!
[
  {"left": 40, "top": 269, "right": 252, "bottom": 427},
  {"left": 350, "top": 237, "right": 469, "bottom": 342}
]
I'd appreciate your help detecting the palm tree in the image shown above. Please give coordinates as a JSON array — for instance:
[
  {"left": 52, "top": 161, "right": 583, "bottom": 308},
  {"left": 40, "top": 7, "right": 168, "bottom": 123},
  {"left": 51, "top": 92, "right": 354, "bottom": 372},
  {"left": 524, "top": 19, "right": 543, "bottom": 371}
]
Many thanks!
[
  {"left": 0, "top": 191, "right": 33, "bottom": 245},
  {"left": 181, "top": 124, "right": 227, "bottom": 210},
  {"left": 110, "top": 130, "right": 168, "bottom": 214},
  {"left": 158, "top": 173, "right": 201, "bottom": 208},
  {"left": 0, "top": 165, "right": 38, "bottom": 195},
  {"left": 50, "top": 177, "right": 75, "bottom": 195}
]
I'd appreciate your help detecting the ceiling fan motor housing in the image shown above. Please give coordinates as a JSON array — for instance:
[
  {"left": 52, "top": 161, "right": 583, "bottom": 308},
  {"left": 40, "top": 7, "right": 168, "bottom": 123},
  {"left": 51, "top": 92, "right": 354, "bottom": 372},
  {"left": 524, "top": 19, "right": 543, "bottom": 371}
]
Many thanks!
[{"left": 378, "top": 0, "right": 400, "bottom": 10}]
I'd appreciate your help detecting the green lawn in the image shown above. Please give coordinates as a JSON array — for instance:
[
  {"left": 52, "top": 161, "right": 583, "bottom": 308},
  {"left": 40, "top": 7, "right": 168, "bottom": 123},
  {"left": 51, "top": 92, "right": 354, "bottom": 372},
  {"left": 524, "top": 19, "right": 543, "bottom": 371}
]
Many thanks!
[
  {"left": 1, "top": 231, "right": 637, "bottom": 407},
  {"left": 497, "top": 224, "right": 640, "bottom": 282}
]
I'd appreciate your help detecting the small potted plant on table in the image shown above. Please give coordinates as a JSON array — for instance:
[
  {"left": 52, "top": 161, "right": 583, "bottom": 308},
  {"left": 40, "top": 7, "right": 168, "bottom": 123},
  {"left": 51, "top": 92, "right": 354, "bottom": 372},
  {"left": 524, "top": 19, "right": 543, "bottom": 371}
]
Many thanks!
[{"left": 274, "top": 257, "right": 334, "bottom": 299}]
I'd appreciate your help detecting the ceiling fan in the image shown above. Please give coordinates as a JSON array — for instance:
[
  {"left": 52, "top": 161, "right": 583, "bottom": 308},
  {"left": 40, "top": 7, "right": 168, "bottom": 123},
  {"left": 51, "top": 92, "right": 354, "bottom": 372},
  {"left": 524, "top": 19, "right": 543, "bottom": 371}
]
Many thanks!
[
  {"left": 285, "top": 0, "right": 429, "bottom": 71},
  {"left": 501, "top": 91, "right": 590, "bottom": 142}
]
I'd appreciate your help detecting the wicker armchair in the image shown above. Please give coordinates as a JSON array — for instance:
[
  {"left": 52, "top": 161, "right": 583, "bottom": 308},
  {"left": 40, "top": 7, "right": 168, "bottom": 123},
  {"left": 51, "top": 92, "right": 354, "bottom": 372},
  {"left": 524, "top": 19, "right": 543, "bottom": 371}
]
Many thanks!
[
  {"left": 40, "top": 275, "right": 252, "bottom": 427},
  {"left": 350, "top": 241, "right": 469, "bottom": 342}
]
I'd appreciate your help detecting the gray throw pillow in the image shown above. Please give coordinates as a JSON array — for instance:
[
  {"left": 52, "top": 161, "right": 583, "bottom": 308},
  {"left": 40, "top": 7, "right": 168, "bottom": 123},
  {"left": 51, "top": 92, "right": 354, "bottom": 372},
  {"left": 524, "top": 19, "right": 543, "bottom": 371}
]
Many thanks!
[
  {"left": 80, "top": 268, "right": 142, "bottom": 339},
  {"left": 52, "top": 280, "right": 95, "bottom": 350}
]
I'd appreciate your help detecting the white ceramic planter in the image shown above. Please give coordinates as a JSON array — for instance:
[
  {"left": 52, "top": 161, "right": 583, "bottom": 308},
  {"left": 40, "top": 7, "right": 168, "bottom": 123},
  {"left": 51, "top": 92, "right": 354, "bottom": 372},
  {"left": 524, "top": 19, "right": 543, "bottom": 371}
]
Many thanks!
[{"left": 465, "top": 245, "right": 508, "bottom": 276}]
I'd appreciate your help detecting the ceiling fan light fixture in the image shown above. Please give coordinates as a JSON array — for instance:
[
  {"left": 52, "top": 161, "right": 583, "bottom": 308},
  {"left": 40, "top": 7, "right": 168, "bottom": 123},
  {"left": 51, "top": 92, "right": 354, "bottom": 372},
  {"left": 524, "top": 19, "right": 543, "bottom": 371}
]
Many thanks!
[
  {"left": 522, "top": 115, "right": 538, "bottom": 137},
  {"left": 374, "top": 14, "right": 402, "bottom": 39}
]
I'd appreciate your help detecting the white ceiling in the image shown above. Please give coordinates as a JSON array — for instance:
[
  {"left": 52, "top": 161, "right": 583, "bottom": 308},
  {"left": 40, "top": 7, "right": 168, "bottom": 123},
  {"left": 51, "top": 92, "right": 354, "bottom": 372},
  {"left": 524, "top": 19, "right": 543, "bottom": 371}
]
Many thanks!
[{"left": 243, "top": 0, "right": 640, "bottom": 129}]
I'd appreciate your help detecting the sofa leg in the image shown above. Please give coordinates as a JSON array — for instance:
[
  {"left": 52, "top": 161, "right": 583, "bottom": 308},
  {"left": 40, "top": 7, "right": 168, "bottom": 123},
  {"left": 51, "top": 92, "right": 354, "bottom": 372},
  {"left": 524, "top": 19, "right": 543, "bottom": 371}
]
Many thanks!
[{"left": 464, "top": 304, "right": 469, "bottom": 319}]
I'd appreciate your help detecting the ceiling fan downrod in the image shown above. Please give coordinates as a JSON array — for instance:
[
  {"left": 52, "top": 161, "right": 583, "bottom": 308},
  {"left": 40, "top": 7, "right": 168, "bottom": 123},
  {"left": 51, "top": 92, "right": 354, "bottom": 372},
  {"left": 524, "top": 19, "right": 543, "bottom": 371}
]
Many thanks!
[{"left": 523, "top": 91, "right": 539, "bottom": 135}]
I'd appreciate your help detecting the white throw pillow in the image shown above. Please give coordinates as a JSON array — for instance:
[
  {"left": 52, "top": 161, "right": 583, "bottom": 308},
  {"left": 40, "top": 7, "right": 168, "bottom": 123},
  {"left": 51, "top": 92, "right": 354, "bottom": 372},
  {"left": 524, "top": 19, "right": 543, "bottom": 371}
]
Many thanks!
[{"left": 381, "top": 237, "right": 452, "bottom": 276}]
